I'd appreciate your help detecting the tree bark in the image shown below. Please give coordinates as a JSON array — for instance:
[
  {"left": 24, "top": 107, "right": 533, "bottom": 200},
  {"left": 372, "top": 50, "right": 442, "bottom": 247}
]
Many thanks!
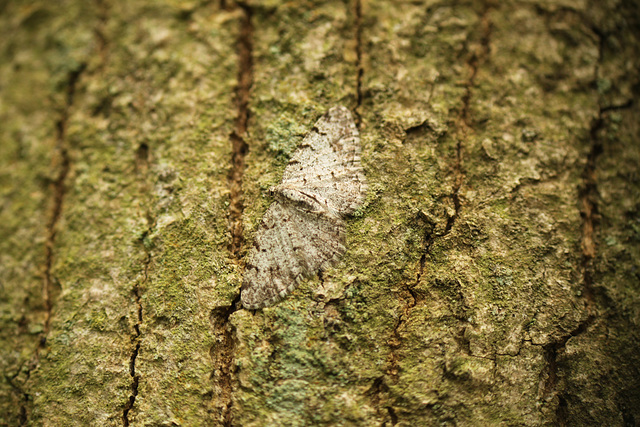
[{"left": 1, "top": 0, "right": 638, "bottom": 425}]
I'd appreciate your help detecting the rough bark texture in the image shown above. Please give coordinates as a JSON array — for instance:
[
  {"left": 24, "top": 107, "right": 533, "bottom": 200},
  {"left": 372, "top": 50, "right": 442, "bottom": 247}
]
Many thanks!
[{"left": 1, "top": 0, "right": 638, "bottom": 426}]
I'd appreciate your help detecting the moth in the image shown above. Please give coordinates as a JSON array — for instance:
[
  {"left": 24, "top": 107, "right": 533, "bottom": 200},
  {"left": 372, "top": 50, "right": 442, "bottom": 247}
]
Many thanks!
[{"left": 241, "top": 106, "right": 367, "bottom": 309}]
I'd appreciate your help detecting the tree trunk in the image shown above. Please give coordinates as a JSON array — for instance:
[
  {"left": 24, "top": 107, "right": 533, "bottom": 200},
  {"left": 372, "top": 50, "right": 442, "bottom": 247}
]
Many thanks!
[{"left": 1, "top": 0, "right": 638, "bottom": 425}]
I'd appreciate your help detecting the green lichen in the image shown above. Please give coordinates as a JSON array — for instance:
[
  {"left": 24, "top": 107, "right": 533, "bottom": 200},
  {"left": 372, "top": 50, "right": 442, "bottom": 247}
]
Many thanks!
[{"left": 2, "top": 0, "right": 639, "bottom": 425}]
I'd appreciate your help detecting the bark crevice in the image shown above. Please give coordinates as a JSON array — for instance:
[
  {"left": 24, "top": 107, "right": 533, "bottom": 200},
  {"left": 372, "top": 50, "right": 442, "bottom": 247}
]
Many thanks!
[
  {"left": 228, "top": 1, "right": 253, "bottom": 259},
  {"left": 210, "top": 295, "right": 242, "bottom": 427},
  {"left": 211, "top": 2, "right": 254, "bottom": 425},
  {"left": 122, "top": 247, "right": 149, "bottom": 426},
  {"left": 44, "top": 63, "right": 87, "bottom": 337},
  {"left": 368, "top": 7, "right": 493, "bottom": 422},
  {"left": 449, "top": 4, "right": 492, "bottom": 233},
  {"left": 16, "top": 63, "right": 87, "bottom": 425},
  {"left": 542, "top": 23, "right": 636, "bottom": 418},
  {"left": 5, "top": 364, "right": 28, "bottom": 426},
  {"left": 546, "top": 100, "right": 634, "bottom": 423},
  {"left": 122, "top": 130, "right": 153, "bottom": 424},
  {"left": 354, "top": 0, "right": 363, "bottom": 127},
  {"left": 122, "top": 343, "right": 140, "bottom": 427}
]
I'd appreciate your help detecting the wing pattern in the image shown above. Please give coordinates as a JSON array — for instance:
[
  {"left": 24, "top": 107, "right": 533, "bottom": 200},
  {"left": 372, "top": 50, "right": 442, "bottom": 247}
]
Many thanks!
[{"left": 241, "top": 106, "right": 367, "bottom": 309}]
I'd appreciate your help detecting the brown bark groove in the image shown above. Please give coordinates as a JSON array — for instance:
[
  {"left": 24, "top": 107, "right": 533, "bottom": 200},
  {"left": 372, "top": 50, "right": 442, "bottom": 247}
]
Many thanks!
[{"left": 1, "top": 0, "right": 639, "bottom": 425}]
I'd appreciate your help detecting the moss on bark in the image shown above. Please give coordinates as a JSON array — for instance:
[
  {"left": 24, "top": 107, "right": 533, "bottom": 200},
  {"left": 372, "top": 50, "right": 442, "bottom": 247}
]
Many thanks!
[{"left": 1, "top": 0, "right": 638, "bottom": 425}]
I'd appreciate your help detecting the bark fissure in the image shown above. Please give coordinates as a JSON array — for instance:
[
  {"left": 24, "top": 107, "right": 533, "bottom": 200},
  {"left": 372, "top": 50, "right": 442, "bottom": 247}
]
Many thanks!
[
  {"left": 211, "top": 3, "right": 253, "bottom": 425},
  {"left": 122, "top": 247, "right": 149, "bottom": 427},
  {"left": 228, "top": 2, "right": 253, "bottom": 258},
  {"left": 44, "top": 64, "right": 86, "bottom": 337},
  {"left": 579, "top": 114, "right": 604, "bottom": 314},
  {"left": 368, "top": 8, "right": 493, "bottom": 422},
  {"left": 545, "top": 98, "right": 633, "bottom": 422},
  {"left": 366, "top": 377, "right": 391, "bottom": 425},
  {"left": 541, "top": 21, "right": 636, "bottom": 416},
  {"left": 16, "top": 64, "right": 87, "bottom": 425},
  {"left": 354, "top": 0, "right": 363, "bottom": 126},
  {"left": 5, "top": 364, "right": 28, "bottom": 426},
  {"left": 449, "top": 6, "right": 492, "bottom": 234},
  {"left": 541, "top": 318, "right": 591, "bottom": 395},
  {"left": 210, "top": 295, "right": 242, "bottom": 426},
  {"left": 386, "top": 284, "right": 418, "bottom": 381},
  {"left": 122, "top": 343, "right": 140, "bottom": 427},
  {"left": 121, "top": 134, "right": 152, "bottom": 425}
]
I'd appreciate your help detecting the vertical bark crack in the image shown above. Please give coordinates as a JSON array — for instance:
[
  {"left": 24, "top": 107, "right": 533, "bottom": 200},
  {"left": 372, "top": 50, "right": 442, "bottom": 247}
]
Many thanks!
[
  {"left": 384, "top": 284, "right": 417, "bottom": 385},
  {"left": 5, "top": 362, "right": 29, "bottom": 426},
  {"left": 370, "top": 6, "right": 493, "bottom": 423},
  {"left": 546, "top": 99, "right": 633, "bottom": 423},
  {"left": 449, "top": 5, "right": 492, "bottom": 233},
  {"left": 228, "top": 2, "right": 253, "bottom": 258},
  {"left": 44, "top": 64, "right": 87, "bottom": 337},
  {"left": 211, "top": 2, "right": 253, "bottom": 425},
  {"left": 579, "top": 113, "right": 603, "bottom": 315},
  {"left": 354, "top": 0, "right": 363, "bottom": 127},
  {"left": 122, "top": 343, "right": 140, "bottom": 427},
  {"left": 122, "top": 140, "right": 151, "bottom": 425},
  {"left": 210, "top": 295, "right": 241, "bottom": 427},
  {"left": 122, "top": 245, "right": 149, "bottom": 426},
  {"left": 544, "top": 21, "right": 634, "bottom": 419},
  {"left": 16, "top": 63, "right": 87, "bottom": 426}
]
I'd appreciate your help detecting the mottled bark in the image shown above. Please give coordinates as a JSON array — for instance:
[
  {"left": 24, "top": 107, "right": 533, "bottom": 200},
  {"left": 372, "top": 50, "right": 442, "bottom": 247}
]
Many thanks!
[{"left": 1, "top": 0, "right": 638, "bottom": 426}]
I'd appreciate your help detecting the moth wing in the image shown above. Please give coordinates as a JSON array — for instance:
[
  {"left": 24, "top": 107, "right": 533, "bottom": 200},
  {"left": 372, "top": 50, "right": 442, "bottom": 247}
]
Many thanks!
[
  {"left": 241, "top": 202, "right": 346, "bottom": 309},
  {"left": 279, "top": 106, "right": 367, "bottom": 215}
]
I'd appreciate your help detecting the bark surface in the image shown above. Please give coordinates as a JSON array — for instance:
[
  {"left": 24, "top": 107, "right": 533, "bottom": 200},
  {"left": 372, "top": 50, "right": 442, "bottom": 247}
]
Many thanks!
[{"left": 1, "top": 0, "right": 638, "bottom": 425}]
